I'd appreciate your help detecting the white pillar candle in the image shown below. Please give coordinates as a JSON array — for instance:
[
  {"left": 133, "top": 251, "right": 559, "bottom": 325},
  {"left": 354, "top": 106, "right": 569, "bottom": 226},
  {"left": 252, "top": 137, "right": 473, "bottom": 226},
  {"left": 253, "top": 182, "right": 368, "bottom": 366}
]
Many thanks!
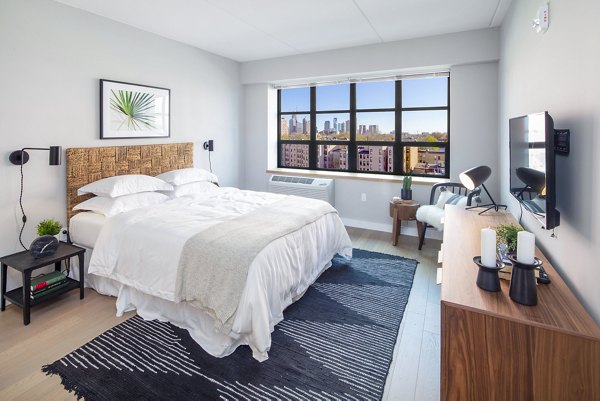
[
  {"left": 517, "top": 231, "right": 536, "bottom": 264},
  {"left": 481, "top": 228, "right": 497, "bottom": 267}
]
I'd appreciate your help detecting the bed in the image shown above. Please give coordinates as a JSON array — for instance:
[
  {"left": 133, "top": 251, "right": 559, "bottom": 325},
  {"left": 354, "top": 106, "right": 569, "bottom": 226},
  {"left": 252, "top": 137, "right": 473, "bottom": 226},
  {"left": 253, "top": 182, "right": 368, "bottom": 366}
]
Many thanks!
[{"left": 66, "top": 143, "right": 352, "bottom": 361}]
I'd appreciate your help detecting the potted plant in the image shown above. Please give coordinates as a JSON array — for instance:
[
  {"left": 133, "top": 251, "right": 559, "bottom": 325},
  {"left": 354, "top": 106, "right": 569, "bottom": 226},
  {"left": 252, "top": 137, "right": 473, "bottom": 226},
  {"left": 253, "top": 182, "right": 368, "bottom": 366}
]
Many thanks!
[
  {"left": 37, "top": 218, "right": 62, "bottom": 238},
  {"left": 401, "top": 170, "right": 413, "bottom": 200},
  {"left": 30, "top": 218, "right": 62, "bottom": 258},
  {"left": 495, "top": 223, "right": 522, "bottom": 258}
]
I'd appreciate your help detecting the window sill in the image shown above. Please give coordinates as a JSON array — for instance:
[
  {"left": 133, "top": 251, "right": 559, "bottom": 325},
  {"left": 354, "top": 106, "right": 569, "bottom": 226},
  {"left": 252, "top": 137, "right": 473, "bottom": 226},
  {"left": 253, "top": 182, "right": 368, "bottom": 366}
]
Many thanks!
[{"left": 266, "top": 168, "right": 447, "bottom": 185}]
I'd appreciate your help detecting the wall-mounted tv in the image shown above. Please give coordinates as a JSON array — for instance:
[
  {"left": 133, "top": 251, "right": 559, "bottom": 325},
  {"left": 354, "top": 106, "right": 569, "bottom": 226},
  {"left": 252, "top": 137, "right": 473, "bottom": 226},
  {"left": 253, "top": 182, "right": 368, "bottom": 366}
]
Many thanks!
[{"left": 509, "top": 111, "right": 560, "bottom": 229}]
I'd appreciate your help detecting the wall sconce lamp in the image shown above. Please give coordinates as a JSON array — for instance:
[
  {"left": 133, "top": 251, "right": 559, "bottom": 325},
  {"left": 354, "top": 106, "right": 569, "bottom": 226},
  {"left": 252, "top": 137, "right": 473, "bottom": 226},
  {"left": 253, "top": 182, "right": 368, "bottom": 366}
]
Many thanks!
[
  {"left": 459, "top": 165, "right": 507, "bottom": 215},
  {"left": 9, "top": 146, "right": 62, "bottom": 249},
  {"left": 203, "top": 140, "right": 214, "bottom": 172}
]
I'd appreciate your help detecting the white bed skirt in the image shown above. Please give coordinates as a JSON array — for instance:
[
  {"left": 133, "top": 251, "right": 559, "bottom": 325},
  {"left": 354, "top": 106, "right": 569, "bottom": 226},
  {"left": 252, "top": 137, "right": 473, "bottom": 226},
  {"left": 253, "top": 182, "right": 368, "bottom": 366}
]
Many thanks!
[{"left": 70, "top": 213, "right": 352, "bottom": 361}]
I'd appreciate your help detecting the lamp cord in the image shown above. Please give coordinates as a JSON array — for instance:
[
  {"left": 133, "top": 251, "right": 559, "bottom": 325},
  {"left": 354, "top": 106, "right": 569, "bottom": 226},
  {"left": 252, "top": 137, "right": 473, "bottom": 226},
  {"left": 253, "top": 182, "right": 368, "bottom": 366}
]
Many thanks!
[
  {"left": 18, "top": 159, "right": 28, "bottom": 250},
  {"left": 518, "top": 201, "right": 524, "bottom": 226}
]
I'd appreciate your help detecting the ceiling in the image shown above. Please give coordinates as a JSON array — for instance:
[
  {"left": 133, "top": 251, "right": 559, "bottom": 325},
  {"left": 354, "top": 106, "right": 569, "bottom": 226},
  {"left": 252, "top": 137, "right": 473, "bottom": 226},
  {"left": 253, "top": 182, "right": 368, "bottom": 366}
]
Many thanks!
[{"left": 55, "top": 0, "right": 513, "bottom": 62}]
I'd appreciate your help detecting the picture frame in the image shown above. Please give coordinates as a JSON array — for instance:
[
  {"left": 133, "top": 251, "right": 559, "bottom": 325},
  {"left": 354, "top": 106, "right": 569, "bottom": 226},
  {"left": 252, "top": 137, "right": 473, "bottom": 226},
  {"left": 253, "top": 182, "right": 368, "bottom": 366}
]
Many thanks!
[{"left": 100, "top": 79, "right": 170, "bottom": 139}]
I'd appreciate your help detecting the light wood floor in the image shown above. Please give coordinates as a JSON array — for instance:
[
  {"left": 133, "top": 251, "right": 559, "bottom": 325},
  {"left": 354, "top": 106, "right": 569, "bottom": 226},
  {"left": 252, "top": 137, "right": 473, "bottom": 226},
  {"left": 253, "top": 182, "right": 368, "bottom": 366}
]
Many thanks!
[{"left": 0, "top": 228, "right": 441, "bottom": 401}]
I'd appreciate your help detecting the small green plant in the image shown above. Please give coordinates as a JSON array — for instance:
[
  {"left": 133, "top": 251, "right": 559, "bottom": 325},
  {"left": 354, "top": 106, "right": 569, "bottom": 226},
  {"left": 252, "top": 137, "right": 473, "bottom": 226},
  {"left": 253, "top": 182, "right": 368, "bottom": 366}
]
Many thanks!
[
  {"left": 37, "top": 218, "right": 62, "bottom": 236},
  {"left": 494, "top": 223, "right": 522, "bottom": 252},
  {"left": 402, "top": 170, "right": 413, "bottom": 190}
]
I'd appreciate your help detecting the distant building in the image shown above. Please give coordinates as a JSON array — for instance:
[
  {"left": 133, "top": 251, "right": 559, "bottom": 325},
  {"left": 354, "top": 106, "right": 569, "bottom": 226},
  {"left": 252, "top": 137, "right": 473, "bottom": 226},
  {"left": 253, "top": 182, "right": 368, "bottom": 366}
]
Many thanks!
[
  {"left": 302, "top": 117, "right": 309, "bottom": 134},
  {"left": 357, "top": 148, "right": 370, "bottom": 171},
  {"left": 319, "top": 144, "right": 347, "bottom": 170},
  {"left": 329, "top": 146, "right": 347, "bottom": 170},
  {"left": 282, "top": 144, "right": 309, "bottom": 168},
  {"left": 280, "top": 117, "right": 288, "bottom": 137},
  {"left": 289, "top": 114, "right": 298, "bottom": 133},
  {"left": 358, "top": 146, "right": 391, "bottom": 172},
  {"left": 410, "top": 148, "right": 445, "bottom": 175},
  {"left": 404, "top": 147, "right": 419, "bottom": 172},
  {"left": 419, "top": 148, "right": 445, "bottom": 166},
  {"left": 368, "top": 125, "right": 379, "bottom": 134},
  {"left": 333, "top": 117, "right": 338, "bottom": 132},
  {"left": 324, "top": 120, "right": 331, "bottom": 132}
]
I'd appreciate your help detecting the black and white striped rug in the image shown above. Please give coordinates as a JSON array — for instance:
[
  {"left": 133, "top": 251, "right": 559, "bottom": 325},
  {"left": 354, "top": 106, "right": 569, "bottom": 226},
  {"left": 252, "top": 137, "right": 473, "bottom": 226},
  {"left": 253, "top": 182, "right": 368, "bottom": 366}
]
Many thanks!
[{"left": 43, "top": 249, "right": 417, "bottom": 400}]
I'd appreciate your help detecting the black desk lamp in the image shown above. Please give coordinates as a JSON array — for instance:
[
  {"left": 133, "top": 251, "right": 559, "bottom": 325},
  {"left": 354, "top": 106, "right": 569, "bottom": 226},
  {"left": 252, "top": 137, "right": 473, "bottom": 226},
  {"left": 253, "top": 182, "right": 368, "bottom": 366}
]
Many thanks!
[
  {"left": 516, "top": 167, "right": 546, "bottom": 197},
  {"left": 9, "top": 146, "right": 62, "bottom": 249},
  {"left": 459, "top": 165, "right": 507, "bottom": 215}
]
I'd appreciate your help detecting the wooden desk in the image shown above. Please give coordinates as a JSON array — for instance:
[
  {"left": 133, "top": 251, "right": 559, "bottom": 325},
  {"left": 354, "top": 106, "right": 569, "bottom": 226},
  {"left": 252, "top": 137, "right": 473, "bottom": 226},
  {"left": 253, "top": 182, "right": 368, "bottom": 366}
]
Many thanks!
[
  {"left": 440, "top": 206, "right": 600, "bottom": 401},
  {"left": 389, "top": 201, "right": 421, "bottom": 246}
]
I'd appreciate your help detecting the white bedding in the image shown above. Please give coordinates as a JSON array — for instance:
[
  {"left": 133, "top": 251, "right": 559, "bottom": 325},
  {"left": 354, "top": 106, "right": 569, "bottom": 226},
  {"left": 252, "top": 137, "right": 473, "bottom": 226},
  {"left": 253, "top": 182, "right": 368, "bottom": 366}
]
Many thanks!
[
  {"left": 86, "top": 187, "right": 352, "bottom": 361},
  {"left": 69, "top": 212, "right": 106, "bottom": 248}
]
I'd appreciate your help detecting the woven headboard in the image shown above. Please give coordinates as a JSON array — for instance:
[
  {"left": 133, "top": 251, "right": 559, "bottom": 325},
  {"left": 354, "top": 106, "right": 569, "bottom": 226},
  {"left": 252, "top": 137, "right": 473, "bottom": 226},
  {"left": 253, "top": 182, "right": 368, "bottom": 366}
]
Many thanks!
[{"left": 66, "top": 143, "right": 193, "bottom": 223}]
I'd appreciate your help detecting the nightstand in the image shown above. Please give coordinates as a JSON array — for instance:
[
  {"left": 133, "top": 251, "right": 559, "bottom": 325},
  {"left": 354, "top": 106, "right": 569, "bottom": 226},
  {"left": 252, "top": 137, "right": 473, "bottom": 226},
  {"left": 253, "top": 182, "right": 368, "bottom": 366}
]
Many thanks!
[
  {"left": 389, "top": 201, "right": 422, "bottom": 246},
  {"left": 0, "top": 242, "right": 85, "bottom": 325}
]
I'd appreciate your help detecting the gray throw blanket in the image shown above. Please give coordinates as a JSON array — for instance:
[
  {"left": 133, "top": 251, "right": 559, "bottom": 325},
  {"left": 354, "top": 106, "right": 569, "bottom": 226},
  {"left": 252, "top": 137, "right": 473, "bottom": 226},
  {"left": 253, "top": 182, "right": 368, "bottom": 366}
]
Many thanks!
[{"left": 173, "top": 195, "right": 336, "bottom": 332}]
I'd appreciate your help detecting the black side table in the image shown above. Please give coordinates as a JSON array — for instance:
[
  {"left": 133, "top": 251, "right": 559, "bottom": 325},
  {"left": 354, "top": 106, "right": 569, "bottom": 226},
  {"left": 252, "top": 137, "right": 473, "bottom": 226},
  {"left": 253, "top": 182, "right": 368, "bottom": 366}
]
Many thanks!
[{"left": 0, "top": 242, "right": 85, "bottom": 325}]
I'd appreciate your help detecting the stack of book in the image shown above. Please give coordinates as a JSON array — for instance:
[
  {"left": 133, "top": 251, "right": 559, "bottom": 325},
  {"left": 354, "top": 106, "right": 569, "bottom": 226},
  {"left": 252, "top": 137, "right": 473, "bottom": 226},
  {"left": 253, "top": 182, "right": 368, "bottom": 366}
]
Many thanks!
[{"left": 30, "top": 271, "right": 68, "bottom": 300}]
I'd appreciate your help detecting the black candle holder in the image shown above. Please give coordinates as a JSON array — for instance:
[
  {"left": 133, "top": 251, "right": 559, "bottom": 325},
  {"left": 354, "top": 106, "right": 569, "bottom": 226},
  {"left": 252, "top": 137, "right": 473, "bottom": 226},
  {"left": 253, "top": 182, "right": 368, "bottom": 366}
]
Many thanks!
[
  {"left": 473, "top": 256, "right": 504, "bottom": 292},
  {"left": 507, "top": 255, "right": 543, "bottom": 306}
]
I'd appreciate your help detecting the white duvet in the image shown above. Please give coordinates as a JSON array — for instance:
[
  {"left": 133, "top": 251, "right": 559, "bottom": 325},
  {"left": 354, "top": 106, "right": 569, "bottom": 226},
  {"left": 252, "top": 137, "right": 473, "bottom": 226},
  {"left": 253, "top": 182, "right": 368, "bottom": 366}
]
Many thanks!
[{"left": 88, "top": 187, "right": 352, "bottom": 361}]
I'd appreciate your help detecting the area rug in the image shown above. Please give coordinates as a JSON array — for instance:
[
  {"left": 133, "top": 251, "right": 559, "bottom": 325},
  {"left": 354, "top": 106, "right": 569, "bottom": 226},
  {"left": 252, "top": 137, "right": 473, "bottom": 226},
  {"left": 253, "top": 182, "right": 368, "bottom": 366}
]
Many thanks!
[{"left": 43, "top": 249, "right": 417, "bottom": 400}]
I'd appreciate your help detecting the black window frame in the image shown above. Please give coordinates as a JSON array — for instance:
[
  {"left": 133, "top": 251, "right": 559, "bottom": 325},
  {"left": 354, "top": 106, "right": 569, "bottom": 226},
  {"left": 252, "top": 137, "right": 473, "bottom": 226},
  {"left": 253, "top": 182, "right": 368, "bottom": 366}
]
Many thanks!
[{"left": 277, "top": 77, "right": 450, "bottom": 178}]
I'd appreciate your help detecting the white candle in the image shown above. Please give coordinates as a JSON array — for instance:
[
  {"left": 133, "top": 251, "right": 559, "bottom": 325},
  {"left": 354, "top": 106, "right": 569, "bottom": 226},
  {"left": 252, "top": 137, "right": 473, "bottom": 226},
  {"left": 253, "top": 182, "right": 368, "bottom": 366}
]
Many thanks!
[
  {"left": 517, "top": 231, "right": 536, "bottom": 264},
  {"left": 481, "top": 228, "right": 497, "bottom": 267}
]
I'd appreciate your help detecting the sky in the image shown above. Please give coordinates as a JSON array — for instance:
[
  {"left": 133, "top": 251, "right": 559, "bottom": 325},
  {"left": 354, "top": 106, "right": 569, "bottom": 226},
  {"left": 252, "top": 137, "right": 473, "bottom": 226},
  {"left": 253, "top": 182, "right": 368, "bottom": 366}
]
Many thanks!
[{"left": 280, "top": 78, "right": 448, "bottom": 134}]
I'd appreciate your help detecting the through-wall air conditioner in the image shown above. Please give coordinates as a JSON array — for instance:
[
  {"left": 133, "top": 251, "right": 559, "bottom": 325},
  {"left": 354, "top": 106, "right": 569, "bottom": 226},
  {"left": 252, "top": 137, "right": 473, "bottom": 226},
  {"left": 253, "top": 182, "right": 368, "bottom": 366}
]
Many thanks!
[{"left": 268, "top": 175, "right": 335, "bottom": 206}]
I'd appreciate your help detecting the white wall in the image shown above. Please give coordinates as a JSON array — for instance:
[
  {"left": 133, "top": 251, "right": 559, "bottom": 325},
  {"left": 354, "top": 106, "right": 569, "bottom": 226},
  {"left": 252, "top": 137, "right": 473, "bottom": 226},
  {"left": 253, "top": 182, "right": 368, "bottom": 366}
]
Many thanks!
[
  {"left": 241, "top": 28, "right": 500, "bottom": 85},
  {"left": 241, "top": 30, "right": 500, "bottom": 235},
  {"left": 499, "top": 0, "right": 600, "bottom": 323},
  {"left": 0, "top": 0, "right": 241, "bottom": 291}
]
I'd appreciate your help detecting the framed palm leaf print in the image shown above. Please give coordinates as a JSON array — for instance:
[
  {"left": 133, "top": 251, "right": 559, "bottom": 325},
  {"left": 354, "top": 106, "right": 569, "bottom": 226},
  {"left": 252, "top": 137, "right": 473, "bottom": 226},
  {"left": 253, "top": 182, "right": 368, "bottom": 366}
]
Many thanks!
[{"left": 100, "top": 79, "right": 170, "bottom": 139}]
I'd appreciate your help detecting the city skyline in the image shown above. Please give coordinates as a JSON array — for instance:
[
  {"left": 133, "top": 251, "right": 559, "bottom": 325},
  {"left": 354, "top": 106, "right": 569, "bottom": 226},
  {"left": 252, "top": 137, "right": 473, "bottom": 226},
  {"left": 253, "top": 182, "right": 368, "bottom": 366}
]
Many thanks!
[
  {"left": 280, "top": 78, "right": 448, "bottom": 134},
  {"left": 280, "top": 112, "right": 448, "bottom": 140}
]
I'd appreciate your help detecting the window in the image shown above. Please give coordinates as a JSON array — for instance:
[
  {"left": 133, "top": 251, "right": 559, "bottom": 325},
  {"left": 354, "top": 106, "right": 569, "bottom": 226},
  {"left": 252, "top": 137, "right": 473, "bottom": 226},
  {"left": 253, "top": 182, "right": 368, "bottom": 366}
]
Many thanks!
[{"left": 277, "top": 76, "right": 449, "bottom": 177}]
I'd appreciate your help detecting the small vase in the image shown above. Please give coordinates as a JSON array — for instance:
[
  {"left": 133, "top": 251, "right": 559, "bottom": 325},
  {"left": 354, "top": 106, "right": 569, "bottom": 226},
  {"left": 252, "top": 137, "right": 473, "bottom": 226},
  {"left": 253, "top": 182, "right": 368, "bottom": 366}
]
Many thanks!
[{"left": 401, "top": 189, "right": 412, "bottom": 200}]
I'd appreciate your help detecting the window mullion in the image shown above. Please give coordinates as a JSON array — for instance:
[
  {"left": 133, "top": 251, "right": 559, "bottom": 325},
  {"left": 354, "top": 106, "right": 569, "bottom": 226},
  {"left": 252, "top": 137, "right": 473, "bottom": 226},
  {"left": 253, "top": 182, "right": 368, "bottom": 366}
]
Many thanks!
[
  {"left": 277, "top": 90, "right": 282, "bottom": 168},
  {"left": 349, "top": 83, "right": 357, "bottom": 173},
  {"left": 309, "top": 87, "right": 317, "bottom": 169},
  {"left": 394, "top": 80, "right": 402, "bottom": 175}
]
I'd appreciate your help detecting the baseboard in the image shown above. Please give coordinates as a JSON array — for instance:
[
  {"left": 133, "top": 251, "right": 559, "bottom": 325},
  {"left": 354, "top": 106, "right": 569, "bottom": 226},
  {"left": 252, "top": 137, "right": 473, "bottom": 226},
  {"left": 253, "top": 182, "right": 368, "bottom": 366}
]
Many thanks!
[{"left": 341, "top": 217, "right": 443, "bottom": 240}]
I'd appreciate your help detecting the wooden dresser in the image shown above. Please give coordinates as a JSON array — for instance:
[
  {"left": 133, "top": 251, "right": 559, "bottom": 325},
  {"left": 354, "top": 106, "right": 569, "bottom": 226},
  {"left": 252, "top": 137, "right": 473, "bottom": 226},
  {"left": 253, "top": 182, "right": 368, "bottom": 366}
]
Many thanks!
[{"left": 440, "top": 206, "right": 600, "bottom": 401}]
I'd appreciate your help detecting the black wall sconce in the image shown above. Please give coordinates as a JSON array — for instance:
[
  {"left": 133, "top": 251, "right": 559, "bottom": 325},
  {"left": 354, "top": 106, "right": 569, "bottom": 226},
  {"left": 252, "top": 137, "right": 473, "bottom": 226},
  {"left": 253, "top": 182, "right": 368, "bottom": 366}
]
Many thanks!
[
  {"left": 203, "top": 140, "right": 214, "bottom": 172},
  {"left": 9, "top": 146, "right": 62, "bottom": 249},
  {"left": 10, "top": 146, "right": 61, "bottom": 166}
]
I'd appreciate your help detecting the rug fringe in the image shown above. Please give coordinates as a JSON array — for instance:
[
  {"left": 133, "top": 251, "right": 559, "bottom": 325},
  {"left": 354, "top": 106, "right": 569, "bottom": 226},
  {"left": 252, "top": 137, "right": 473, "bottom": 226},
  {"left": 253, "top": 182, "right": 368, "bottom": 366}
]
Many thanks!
[{"left": 42, "top": 364, "right": 90, "bottom": 401}]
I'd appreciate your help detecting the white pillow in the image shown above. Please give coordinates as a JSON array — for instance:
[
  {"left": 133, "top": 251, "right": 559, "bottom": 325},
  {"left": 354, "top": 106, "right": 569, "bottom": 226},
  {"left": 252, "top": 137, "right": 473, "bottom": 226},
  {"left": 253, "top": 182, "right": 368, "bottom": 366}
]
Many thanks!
[
  {"left": 167, "top": 181, "right": 219, "bottom": 198},
  {"left": 73, "top": 192, "right": 169, "bottom": 217},
  {"left": 156, "top": 168, "right": 218, "bottom": 186},
  {"left": 435, "top": 190, "right": 468, "bottom": 209},
  {"left": 77, "top": 175, "right": 173, "bottom": 197}
]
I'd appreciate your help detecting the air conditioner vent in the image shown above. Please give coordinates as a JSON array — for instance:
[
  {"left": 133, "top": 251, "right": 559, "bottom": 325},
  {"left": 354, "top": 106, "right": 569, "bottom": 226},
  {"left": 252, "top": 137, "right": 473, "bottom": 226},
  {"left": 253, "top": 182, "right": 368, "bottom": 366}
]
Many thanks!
[{"left": 268, "top": 175, "right": 334, "bottom": 205}]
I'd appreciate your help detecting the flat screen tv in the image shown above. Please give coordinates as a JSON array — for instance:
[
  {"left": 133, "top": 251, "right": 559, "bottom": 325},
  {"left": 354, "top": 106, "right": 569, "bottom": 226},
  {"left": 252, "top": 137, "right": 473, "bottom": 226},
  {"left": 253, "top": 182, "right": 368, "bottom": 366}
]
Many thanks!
[{"left": 509, "top": 111, "right": 560, "bottom": 229}]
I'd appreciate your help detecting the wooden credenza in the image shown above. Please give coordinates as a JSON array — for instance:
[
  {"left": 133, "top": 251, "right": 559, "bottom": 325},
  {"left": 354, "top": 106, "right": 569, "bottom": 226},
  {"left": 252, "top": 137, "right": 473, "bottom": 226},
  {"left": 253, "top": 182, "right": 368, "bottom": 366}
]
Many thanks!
[{"left": 440, "top": 206, "right": 600, "bottom": 401}]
